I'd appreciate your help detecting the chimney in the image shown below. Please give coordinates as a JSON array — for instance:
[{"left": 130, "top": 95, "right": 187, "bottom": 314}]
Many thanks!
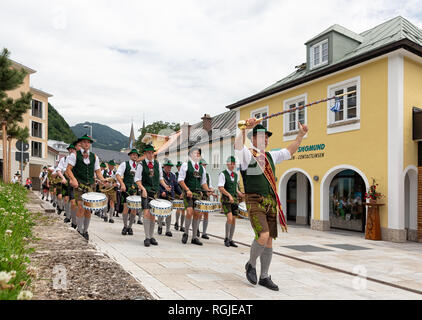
[
  {"left": 180, "top": 122, "right": 191, "bottom": 149},
  {"left": 201, "top": 114, "right": 212, "bottom": 132}
]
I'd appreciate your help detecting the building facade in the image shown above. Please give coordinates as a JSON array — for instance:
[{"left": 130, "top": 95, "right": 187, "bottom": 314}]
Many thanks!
[{"left": 226, "top": 17, "right": 422, "bottom": 243}]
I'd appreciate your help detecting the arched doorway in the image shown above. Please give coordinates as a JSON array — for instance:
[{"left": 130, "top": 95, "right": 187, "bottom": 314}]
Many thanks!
[
  {"left": 404, "top": 166, "right": 418, "bottom": 241},
  {"left": 280, "top": 170, "right": 313, "bottom": 226},
  {"left": 329, "top": 169, "right": 366, "bottom": 232}
]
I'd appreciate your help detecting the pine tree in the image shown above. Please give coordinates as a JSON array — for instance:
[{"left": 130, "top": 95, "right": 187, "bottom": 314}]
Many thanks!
[{"left": 0, "top": 48, "right": 32, "bottom": 182}]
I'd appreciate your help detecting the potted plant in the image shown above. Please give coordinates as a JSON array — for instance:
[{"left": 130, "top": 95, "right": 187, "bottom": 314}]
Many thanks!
[{"left": 364, "top": 178, "right": 383, "bottom": 204}]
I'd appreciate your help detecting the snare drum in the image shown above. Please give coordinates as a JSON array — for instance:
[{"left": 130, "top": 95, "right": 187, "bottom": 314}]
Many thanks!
[
  {"left": 150, "top": 199, "right": 173, "bottom": 217},
  {"left": 194, "top": 200, "right": 215, "bottom": 213},
  {"left": 211, "top": 201, "right": 221, "bottom": 212},
  {"left": 238, "top": 202, "right": 249, "bottom": 219},
  {"left": 82, "top": 192, "right": 107, "bottom": 212},
  {"left": 172, "top": 199, "right": 184, "bottom": 209},
  {"left": 127, "top": 195, "right": 143, "bottom": 210}
]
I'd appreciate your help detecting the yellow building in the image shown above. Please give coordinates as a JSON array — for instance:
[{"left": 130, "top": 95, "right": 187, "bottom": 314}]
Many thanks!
[
  {"left": 226, "top": 17, "right": 422, "bottom": 242},
  {"left": 1, "top": 59, "right": 52, "bottom": 189}
]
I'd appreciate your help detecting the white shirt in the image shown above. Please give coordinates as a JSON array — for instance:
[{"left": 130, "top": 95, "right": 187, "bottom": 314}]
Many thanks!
[
  {"left": 218, "top": 169, "right": 236, "bottom": 187},
  {"left": 56, "top": 156, "right": 68, "bottom": 172},
  {"left": 39, "top": 171, "right": 48, "bottom": 183},
  {"left": 134, "top": 159, "right": 163, "bottom": 183},
  {"left": 177, "top": 159, "right": 207, "bottom": 185},
  {"left": 235, "top": 146, "right": 291, "bottom": 171},
  {"left": 67, "top": 149, "right": 100, "bottom": 171}
]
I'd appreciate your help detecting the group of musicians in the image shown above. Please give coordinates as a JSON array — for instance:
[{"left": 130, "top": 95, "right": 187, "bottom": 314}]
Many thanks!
[{"left": 39, "top": 119, "right": 308, "bottom": 291}]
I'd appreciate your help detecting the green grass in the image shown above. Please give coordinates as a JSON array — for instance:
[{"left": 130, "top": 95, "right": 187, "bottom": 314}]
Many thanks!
[{"left": 0, "top": 183, "right": 36, "bottom": 300}]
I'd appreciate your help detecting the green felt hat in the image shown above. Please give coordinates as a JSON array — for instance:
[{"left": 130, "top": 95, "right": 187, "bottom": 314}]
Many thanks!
[
  {"left": 67, "top": 144, "right": 75, "bottom": 150},
  {"left": 107, "top": 160, "right": 116, "bottom": 166},
  {"left": 143, "top": 144, "right": 155, "bottom": 153},
  {"left": 78, "top": 134, "right": 94, "bottom": 143},
  {"left": 43, "top": 166, "right": 47, "bottom": 169},
  {"left": 199, "top": 159, "right": 207, "bottom": 165},
  {"left": 15, "top": 171, "right": 21, "bottom": 176},
  {"left": 128, "top": 148, "right": 141, "bottom": 156},
  {"left": 247, "top": 124, "right": 272, "bottom": 139},
  {"left": 176, "top": 161, "right": 183, "bottom": 167},
  {"left": 100, "top": 162, "right": 107, "bottom": 168},
  {"left": 226, "top": 156, "right": 236, "bottom": 163},
  {"left": 163, "top": 158, "right": 174, "bottom": 166}
]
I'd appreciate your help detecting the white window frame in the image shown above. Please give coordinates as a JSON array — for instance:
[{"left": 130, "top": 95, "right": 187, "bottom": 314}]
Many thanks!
[
  {"left": 250, "top": 106, "right": 269, "bottom": 131},
  {"left": 212, "top": 151, "right": 220, "bottom": 170},
  {"left": 310, "top": 39, "right": 329, "bottom": 70},
  {"left": 283, "top": 94, "right": 308, "bottom": 141},
  {"left": 326, "top": 76, "right": 361, "bottom": 135}
]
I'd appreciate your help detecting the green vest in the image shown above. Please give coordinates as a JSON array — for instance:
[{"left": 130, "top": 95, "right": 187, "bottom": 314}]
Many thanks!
[
  {"left": 73, "top": 151, "right": 96, "bottom": 185},
  {"left": 241, "top": 151, "right": 276, "bottom": 197},
  {"left": 102, "top": 170, "right": 109, "bottom": 178},
  {"left": 222, "top": 170, "right": 238, "bottom": 199},
  {"left": 175, "top": 171, "right": 179, "bottom": 180},
  {"left": 123, "top": 161, "right": 137, "bottom": 188},
  {"left": 141, "top": 159, "right": 160, "bottom": 193},
  {"left": 185, "top": 161, "right": 203, "bottom": 192}
]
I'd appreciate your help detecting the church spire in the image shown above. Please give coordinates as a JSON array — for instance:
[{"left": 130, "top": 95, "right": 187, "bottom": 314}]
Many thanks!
[{"left": 129, "top": 121, "right": 135, "bottom": 149}]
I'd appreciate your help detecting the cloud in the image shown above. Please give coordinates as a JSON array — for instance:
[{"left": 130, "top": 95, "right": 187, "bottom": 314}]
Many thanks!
[{"left": 0, "top": 0, "right": 421, "bottom": 137}]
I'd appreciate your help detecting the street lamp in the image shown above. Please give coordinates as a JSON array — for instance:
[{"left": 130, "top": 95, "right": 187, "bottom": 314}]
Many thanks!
[{"left": 83, "top": 124, "right": 93, "bottom": 152}]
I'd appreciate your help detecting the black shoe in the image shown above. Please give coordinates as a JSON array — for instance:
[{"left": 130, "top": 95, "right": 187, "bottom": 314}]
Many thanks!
[
  {"left": 122, "top": 227, "right": 128, "bottom": 235},
  {"left": 71, "top": 223, "right": 77, "bottom": 229},
  {"left": 201, "top": 234, "right": 209, "bottom": 240},
  {"left": 180, "top": 227, "right": 185, "bottom": 232},
  {"left": 41, "top": 196, "right": 44, "bottom": 200},
  {"left": 103, "top": 217, "right": 108, "bottom": 222},
  {"left": 224, "top": 238, "right": 230, "bottom": 247},
  {"left": 229, "top": 240, "right": 238, "bottom": 248},
  {"left": 57, "top": 209, "right": 61, "bottom": 215},
  {"left": 144, "top": 238, "right": 150, "bottom": 247},
  {"left": 158, "top": 226, "right": 162, "bottom": 235},
  {"left": 50, "top": 199, "right": 53, "bottom": 203},
  {"left": 191, "top": 238, "right": 203, "bottom": 246},
  {"left": 197, "top": 230, "right": 200, "bottom": 237},
  {"left": 258, "top": 276, "right": 279, "bottom": 291},
  {"left": 63, "top": 218, "right": 71, "bottom": 223},
  {"left": 182, "top": 233, "right": 188, "bottom": 244},
  {"left": 127, "top": 228, "right": 133, "bottom": 235},
  {"left": 165, "top": 231, "right": 172, "bottom": 237},
  {"left": 150, "top": 238, "right": 158, "bottom": 246},
  {"left": 109, "top": 219, "right": 114, "bottom": 223},
  {"left": 161, "top": 222, "right": 166, "bottom": 226},
  {"left": 95, "top": 212, "right": 100, "bottom": 217},
  {"left": 53, "top": 202, "right": 56, "bottom": 207},
  {"left": 174, "top": 222, "right": 179, "bottom": 231},
  {"left": 83, "top": 232, "right": 89, "bottom": 241},
  {"left": 137, "top": 219, "right": 142, "bottom": 225},
  {"left": 245, "top": 262, "right": 257, "bottom": 285}
]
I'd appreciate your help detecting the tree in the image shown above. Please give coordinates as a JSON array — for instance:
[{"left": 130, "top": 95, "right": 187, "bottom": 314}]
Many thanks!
[
  {"left": 0, "top": 48, "right": 32, "bottom": 182},
  {"left": 135, "top": 121, "right": 180, "bottom": 152},
  {"left": 5, "top": 123, "right": 29, "bottom": 180}
]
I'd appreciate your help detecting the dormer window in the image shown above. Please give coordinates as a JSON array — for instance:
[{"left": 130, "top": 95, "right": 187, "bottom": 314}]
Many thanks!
[{"left": 310, "top": 39, "right": 328, "bottom": 69}]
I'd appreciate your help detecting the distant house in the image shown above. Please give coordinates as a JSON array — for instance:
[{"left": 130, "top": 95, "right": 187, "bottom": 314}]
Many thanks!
[{"left": 93, "top": 147, "right": 129, "bottom": 164}]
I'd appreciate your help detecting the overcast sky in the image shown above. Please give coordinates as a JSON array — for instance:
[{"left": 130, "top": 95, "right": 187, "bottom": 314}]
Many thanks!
[{"left": 1, "top": 0, "right": 421, "bottom": 136}]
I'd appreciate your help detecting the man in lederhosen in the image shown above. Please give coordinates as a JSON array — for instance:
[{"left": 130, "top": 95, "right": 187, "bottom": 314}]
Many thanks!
[
  {"left": 39, "top": 166, "right": 49, "bottom": 200},
  {"left": 136, "top": 152, "right": 146, "bottom": 225},
  {"left": 178, "top": 147, "right": 214, "bottom": 246},
  {"left": 103, "top": 160, "right": 118, "bottom": 223},
  {"left": 66, "top": 134, "right": 106, "bottom": 240},
  {"left": 157, "top": 158, "right": 182, "bottom": 237},
  {"left": 198, "top": 159, "right": 213, "bottom": 240},
  {"left": 95, "top": 162, "right": 108, "bottom": 218},
  {"left": 218, "top": 156, "right": 244, "bottom": 247},
  {"left": 47, "top": 166, "right": 57, "bottom": 206},
  {"left": 235, "top": 120, "right": 307, "bottom": 291},
  {"left": 116, "top": 149, "right": 140, "bottom": 236},
  {"left": 174, "top": 161, "right": 186, "bottom": 232},
  {"left": 134, "top": 144, "right": 171, "bottom": 247}
]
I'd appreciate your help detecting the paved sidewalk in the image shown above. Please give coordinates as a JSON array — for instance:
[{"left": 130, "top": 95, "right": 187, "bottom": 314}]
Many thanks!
[{"left": 73, "top": 203, "right": 422, "bottom": 300}]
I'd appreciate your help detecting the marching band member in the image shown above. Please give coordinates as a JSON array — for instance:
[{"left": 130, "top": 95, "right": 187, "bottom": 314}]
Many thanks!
[
  {"left": 235, "top": 121, "right": 307, "bottom": 291},
  {"left": 134, "top": 144, "right": 171, "bottom": 247},
  {"left": 218, "top": 156, "right": 244, "bottom": 247},
  {"left": 157, "top": 159, "right": 182, "bottom": 237},
  {"left": 47, "top": 166, "right": 56, "bottom": 206},
  {"left": 116, "top": 149, "right": 140, "bottom": 236},
  {"left": 178, "top": 147, "right": 213, "bottom": 246},
  {"left": 104, "top": 160, "right": 117, "bottom": 223},
  {"left": 174, "top": 161, "right": 185, "bottom": 232},
  {"left": 66, "top": 135, "right": 106, "bottom": 240},
  {"left": 39, "top": 166, "right": 49, "bottom": 201},
  {"left": 69, "top": 140, "right": 81, "bottom": 229},
  {"left": 198, "top": 159, "right": 212, "bottom": 239}
]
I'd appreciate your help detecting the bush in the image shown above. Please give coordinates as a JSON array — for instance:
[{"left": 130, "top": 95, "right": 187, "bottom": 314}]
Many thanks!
[{"left": 0, "top": 183, "right": 36, "bottom": 300}]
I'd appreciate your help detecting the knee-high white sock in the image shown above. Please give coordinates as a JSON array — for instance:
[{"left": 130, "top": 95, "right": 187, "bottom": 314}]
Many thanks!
[
  {"left": 83, "top": 217, "right": 91, "bottom": 233},
  {"left": 165, "top": 215, "right": 171, "bottom": 233},
  {"left": 229, "top": 223, "right": 236, "bottom": 241},
  {"left": 260, "top": 247, "right": 273, "bottom": 279}
]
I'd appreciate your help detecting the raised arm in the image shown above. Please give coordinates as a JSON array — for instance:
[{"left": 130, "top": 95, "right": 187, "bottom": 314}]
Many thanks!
[{"left": 286, "top": 121, "right": 308, "bottom": 156}]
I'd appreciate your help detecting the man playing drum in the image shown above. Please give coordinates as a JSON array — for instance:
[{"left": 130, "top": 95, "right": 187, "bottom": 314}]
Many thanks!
[
  {"left": 158, "top": 158, "right": 182, "bottom": 237},
  {"left": 235, "top": 121, "right": 307, "bottom": 291},
  {"left": 218, "top": 156, "right": 244, "bottom": 248},
  {"left": 116, "top": 149, "right": 140, "bottom": 236},
  {"left": 39, "top": 166, "right": 49, "bottom": 201},
  {"left": 66, "top": 135, "right": 106, "bottom": 240},
  {"left": 103, "top": 160, "right": 118, "bottom": 223},
  {"left": 174, "top": 161, "right": 186, "bottom": 232},
  {"left": 134, "top": 144, "right": 171, "bottom": 247},
  {"left": 178, "top": 147, "right": 214, "bottom": 246}
]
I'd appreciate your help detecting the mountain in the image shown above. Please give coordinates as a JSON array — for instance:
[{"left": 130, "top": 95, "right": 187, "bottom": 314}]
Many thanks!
[
  {"left": 48, "top": 103, "right": 78, "bottom": 144},
  {"left": 71, "top": 122, "right": 129, "bottom": 151}
]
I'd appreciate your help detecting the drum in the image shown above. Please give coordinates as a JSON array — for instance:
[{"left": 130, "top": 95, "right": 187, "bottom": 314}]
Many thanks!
[
  {"left": 172, "top": 199, "right": 184, "bottom": 209},
  {"left": 194, "top": 200, "right": 215, "bottom": 213},
  {"left": 127, "top": 195, "right": 143, "bottom": 210},
  {"left": 238, "top": 202, "right": 249, "bottom": 219},
  {"left": 211, "top": 201, "right": 221, "bottom": 212},
  {"left": 150, "top": 199, "right": 173, "bottom": 217},
  {"left": 82, "top": 192, "right": 107, "bottom": 212}
]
